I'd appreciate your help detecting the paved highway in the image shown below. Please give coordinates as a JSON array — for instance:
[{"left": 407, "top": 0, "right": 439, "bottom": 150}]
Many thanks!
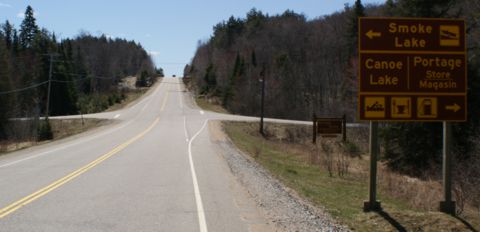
[{"left": 0, "top": 78, "right": 273, "bottom": 231}]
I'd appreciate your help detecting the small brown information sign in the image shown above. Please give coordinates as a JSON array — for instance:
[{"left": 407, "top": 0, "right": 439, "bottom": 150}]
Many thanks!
[
  {"left": 312, "top": 115, "right": 347, "bottom": 143},
  {"left": 358, "top": 17, "right": 467, "bottom": 121},
  {"left": 317, "top": 119, "right": 342, "bottom": 134}
]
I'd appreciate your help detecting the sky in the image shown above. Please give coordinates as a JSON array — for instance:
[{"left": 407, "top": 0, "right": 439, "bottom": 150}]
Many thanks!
[{"left": 0, "top": 0, "right": 384, "bottom": 76}]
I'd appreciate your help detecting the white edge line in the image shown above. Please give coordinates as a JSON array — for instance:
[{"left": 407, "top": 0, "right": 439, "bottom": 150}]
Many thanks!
[
  {"left": 0, "top": 81, "right": 164, "bottom": 168},
  {"left": 183, "top": 116, "right": 189, "bottom": 142},
  {"left": 179, "top": 80, "right": 184, "bottom": 109},
  {"left": 200, "top": 110, "right": 204, "bottom": 115},
  {"left": 0, "top": 119, "right": 135, "bottom": 168},
  {"left": 188, "top": 119, "right": 209, "bottom": 232},
  {"left": 113, "top": 114, "right": 120, "bottom": 119},
  {"left": 141, "top": 102, "right": 149, "bottom": 112}
]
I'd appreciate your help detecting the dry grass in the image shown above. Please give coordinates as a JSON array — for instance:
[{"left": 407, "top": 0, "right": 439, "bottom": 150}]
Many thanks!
[
  {"left": 106, "top": 89, "right": 147, "bottom": 112},
  {"left": 0, "top": 118, "right": 109, "bottom": 154},
  {"left": 223, "top": 121, "right": 479, "bottom": 231},
  {"left": 195, "top": 96, "right": 229, "bottom": 114}
]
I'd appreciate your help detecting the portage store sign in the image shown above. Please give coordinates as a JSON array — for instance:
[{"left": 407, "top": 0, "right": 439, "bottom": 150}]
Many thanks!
[{"left": 358, "top": 17, "right": 466, "bottom": 121}]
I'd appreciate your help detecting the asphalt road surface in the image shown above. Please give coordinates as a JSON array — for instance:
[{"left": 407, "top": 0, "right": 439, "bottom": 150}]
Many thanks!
[{"left": 0, "top": 78, "right": 274, "bottom": 232}]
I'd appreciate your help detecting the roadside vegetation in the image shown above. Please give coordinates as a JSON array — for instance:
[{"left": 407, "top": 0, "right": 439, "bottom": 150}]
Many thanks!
[
  {"left": 187, "top": 0, "right": 480, "bottom": 229},
  {"left": 195, "top": 96, "right": 229, "bottom": 114},
  {"left": 0, "top": 118, "right": 108, "bottom": 155},
  {"left": 223, "top": 121, "right": 478, "bottom": 231},
  {"left": 0, "top": 6, "right": 163, "bottom": 143}
]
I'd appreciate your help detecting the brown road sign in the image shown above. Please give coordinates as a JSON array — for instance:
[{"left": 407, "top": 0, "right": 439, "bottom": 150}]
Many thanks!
[
  {"left": 358, "top": 17, "right": 467, "bottom": 122},
  {"left": 360, "top": 17, "right": 465, "bottom": 52},
  {"left": 359, "top": 95, "right": 466, "bottom": 121},
  {"left": 316, "top": 119, "right": 342, "bottom": 134}
]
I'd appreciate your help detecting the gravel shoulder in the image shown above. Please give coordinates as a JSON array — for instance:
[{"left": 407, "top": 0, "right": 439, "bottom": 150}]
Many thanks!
[{"left": 208, "top": 121, "right": 349, "bottom": 232}]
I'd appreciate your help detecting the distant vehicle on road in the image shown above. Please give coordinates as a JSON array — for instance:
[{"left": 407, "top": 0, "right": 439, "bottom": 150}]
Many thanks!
[{"left": 173, "top": 75, "right": 176, "bottom": 77}]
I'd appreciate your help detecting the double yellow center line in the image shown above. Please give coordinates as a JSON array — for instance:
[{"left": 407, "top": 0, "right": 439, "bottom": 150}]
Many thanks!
[{"left": 0, "top": 117, "right": 160, "bottom": 219}]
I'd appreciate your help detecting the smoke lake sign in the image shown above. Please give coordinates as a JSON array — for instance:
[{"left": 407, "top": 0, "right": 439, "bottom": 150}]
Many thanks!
[
  {"left": 359, "top": 17, "right": 466, "bottom": 215},
  {"left": 358, "top": 17, "right": 466, "bottom": 122}
]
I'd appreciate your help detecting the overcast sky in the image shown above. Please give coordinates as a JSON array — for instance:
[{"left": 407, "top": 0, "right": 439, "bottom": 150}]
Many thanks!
[{"left": 0, "top": 0, "right": 384, "bottom": 76}]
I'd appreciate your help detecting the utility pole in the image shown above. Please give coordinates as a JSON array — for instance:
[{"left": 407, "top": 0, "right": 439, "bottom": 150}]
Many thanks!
[
  {"left": 45, "top": 54, "right": 54, "bottom": 121},
  {"left": 259, "top": 63, "right": 266, "bottom": 136}
]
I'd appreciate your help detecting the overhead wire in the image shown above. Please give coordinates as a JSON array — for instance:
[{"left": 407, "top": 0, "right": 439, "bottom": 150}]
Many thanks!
[{"left": 0, "top": 81, "right": 49, "bottom": 95}]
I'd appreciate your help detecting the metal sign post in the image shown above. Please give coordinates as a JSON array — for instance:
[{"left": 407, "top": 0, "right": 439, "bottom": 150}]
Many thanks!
[
  {"left": 364, "top": 122, "right": 382, "bottom": 211},
  {"left": 358, "top": 17, "right": 466, "bottom": 214},
  {"left": 440, "top": 121, "right": 455, "bottom": 215}
]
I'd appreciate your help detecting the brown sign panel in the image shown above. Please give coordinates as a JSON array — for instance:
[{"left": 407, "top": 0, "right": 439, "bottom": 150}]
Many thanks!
[
  {"left": 360, "top": 17, "right": 465, "bottom": 52},
  {"left": 317, "top": 119, "right": 342, "bottom": 134},
  {"left": 359, "top": 53, "right": 466, "bottom": 93},
  {"left": 358, "top": 17, "right": 467, "bottom": 122},
  {"left": 359, "top": 95, "right": 466, "bottom": 121}
]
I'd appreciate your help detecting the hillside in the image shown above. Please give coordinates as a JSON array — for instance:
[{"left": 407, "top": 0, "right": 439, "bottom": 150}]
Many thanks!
[{"left": 186, "top": 0, "right": 480, "bottom": 221}]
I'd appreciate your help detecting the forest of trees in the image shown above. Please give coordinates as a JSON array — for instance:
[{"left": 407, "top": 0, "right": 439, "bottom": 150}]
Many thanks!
[
  {"left": 186, "top": 0, "right": 480, "bottom": 189},
  {"left": 0, "top": 6, "right": 156, "bottom": 141}
]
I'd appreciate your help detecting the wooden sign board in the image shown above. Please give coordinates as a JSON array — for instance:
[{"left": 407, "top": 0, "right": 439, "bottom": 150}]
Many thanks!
[{"left": 317, "top": 119, "right": 342, "bottom": 134}]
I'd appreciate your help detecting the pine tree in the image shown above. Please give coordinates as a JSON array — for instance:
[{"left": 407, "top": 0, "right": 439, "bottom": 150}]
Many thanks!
[
  {"left": 2, "top": 20, "right": 14, "bottom": 49},
  {"left": 384, "top": 0, "right": 397, "bottom": 16},
  {"left": 19, "top": 6, "right": 39, "bottom": 49},
  {"left": 397, "top": 0, "right": 455, "bottom": 17},
  {"left": 12, "top": 29, "right": 18, "bottom": 54},
  {"left": 223, "top": 53, "right": 244, "bottom": 108},
  {"left": 0, "top": 39, "right": 12, "bottom": 138},
  {"left": 348, "top": 0, "right": 365, "bottom": 55},
  {"left": 48, "top": 42, "right": 78, "bottom": 116}
]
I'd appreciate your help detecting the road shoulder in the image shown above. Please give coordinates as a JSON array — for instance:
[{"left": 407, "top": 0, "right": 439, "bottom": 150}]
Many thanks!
[{"left": 208, "top": 120, "right": 349, "bottom": 232}]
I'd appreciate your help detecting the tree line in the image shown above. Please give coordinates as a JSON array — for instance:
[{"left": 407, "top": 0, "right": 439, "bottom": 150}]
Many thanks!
[
  {"left": 0, "top": 6, "right": 157, "bottom": 141},
  {"left": 186, "top": 0, "right": 480, "bottom": 178}
]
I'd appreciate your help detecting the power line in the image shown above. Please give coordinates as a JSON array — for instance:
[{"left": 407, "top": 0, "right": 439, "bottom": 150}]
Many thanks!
[
  {"left": 0, "top": 73, "right": 117, "bottom": 95},
  {"left": 0, "top": 81, "right": 49, "bottom": 96},
  {"left": 53, "top": 71, "right": 119, "bottom": 80}
]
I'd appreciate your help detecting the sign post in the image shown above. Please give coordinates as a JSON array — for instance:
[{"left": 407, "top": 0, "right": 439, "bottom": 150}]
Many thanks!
[
  {"left": 364, "top": 121, "right": 381, "bottom": 211},
  {"left": 440, "top": 121, "right": 455, "bottom": 214},
  {"left": 358, "top": 17, "right": 466, "bottom": 214}
]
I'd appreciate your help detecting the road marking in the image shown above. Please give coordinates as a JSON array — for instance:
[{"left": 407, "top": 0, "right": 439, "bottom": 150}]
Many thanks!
[
  {"left": 0, "top": 117, "right": 160, "bottom": 219},
  {"left": 161, "top": 90, "right": 170, "bottom": 111},
  {"left": 188, "top": 119, "right": 209, "bottom": 232},
  {"left": 0, "top": 118, "right": 137, "bottom": 168},
  {"left": 141, "top": 102, "right": 149, "bottom": 112},
  {"left": 178, "top": 80, "right": 184, "bottom": 109},
  {"left": 183, "top": 116, "right": 189, "bottom": 142},
  {"left": 0, "top": 79, "right": 168, "bottom": 169},
  {"left": 113, "top": 114, "right": 120, "bottom": 119},
  {"left": 200, "top": 110, "right": 204, "bottom": 115}
]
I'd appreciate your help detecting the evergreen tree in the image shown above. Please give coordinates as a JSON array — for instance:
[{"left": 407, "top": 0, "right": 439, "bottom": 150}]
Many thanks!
[
  {"left": 19, "top": 6, "right": 39, "bottom": 49},
  {"left": 384, "top": 0, "right": 397, "bottom": 16},
  {"left": 2, "top": 20, "right": 14, "bottom": 49},
  {"left": 12, "top": 29, "right": 18, "bottom": 54},
  {"left": 222, "top": 53, "right": 244, "bottom": 108},
  {"left": 136, "top": 70, "right": 149, "bottom": 87},
  {"left": 397, "top": 0, "right": 455, "bottom": 17},
  {"left": 348, "top": 0, "right": 365, "bottom": 55},
  {"left": 0, "top": 40, "right": 12, "bottom": 138},
  {"left": 49, "top": 42, "right": 78, "bottom": 116}
]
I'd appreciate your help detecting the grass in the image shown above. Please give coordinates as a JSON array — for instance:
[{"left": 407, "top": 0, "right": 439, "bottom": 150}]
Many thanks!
[
  {"left": 223, "top": 121, "right": 478, "bottom": 231},
  {"left": 195, "top": 96, "right": 229, "bottom": 114},
  {"left": 106, "top": 88, "right": 148, "bottom": 112},
  {"left": 0, "top": 118, "right": 109, "bottom": 154}
]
